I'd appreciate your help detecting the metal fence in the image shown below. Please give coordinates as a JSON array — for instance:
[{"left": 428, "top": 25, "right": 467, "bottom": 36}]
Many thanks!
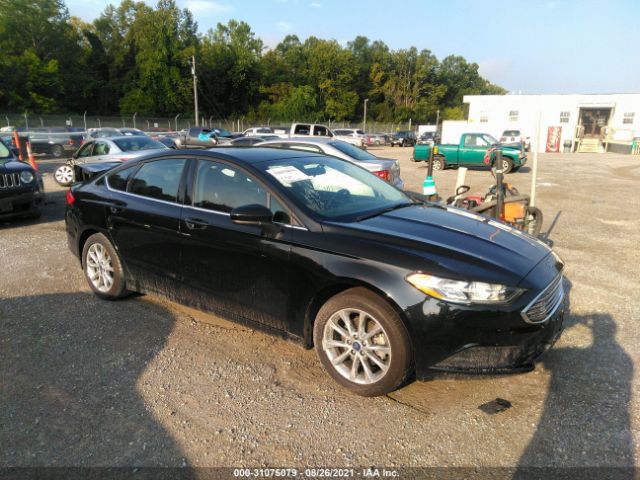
[{"left": 1, "top": 113, "right": 416, "bottom": 134}]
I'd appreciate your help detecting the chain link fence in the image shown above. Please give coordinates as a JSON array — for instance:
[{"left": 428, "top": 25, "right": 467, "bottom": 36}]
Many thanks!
[{"left": 1, "top": 113, "right": 416, "bottom": 135}]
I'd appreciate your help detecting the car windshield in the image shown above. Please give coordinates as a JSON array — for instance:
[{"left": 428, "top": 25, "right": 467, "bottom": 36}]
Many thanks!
[
  {"left": 259, "top": 156, "right": 411, "bottom": 221},
  {"left": 113, "top": 137, "right": 166, "bottom": 152},
  {"left": 329, "top": 140, "right": 378, "bottom": 161},
  {"left": 484, "top": 134, "right": 499, "bottom": 145},
  {"left": 502, "top": 130, "right": 520, "bottom": 137},
  {"left": 0, "top": 140, "right": 11, "bottom": 162}
]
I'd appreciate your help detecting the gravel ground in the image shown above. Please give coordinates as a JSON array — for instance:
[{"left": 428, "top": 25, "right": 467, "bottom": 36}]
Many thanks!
[{"left": 0, "top": 150, "right": 638, "bottom": 472}]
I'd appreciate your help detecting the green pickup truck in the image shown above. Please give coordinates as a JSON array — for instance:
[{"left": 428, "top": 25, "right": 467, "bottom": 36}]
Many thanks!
[{"left": 412, "top": 133, "right": 526, "bottom": 173}]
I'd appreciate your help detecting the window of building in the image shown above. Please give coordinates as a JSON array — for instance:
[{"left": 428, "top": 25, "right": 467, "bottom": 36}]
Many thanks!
[
  {"left": 560, "top": 111, "right": 570, "bottom": 123},
  {"left": 508, "top": 110, "right": 518, "bottom": 123},
  {"left": 623, "top": 112, "right": 635, "bottom": 125},
  {"left": 480, "top": 111, "right": 488, "bottom": 123}
]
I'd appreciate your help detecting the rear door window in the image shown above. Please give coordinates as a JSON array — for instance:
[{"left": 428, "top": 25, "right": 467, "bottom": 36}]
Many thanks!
[
  {"left": 129, "top": 159, "right": 186, "bottom": 203},
  {"left": 108, "top": 165, "right": 137, "bottom": 191}
]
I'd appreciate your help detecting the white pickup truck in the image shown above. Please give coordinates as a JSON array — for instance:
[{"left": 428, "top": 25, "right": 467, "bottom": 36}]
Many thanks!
[{"left": 286, "top": 123, "right": 364, "bottom": 148}]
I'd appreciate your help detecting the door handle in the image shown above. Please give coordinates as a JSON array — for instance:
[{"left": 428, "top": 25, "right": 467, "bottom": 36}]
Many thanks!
[
  {"left": 184, "top": 217, "right": 208, "bottom": 230},
  {"left": 109, "top": 200, "right": 127, "bottom": 214}
]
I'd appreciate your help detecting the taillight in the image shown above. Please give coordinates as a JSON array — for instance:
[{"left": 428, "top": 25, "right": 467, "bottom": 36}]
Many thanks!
[
  {"left": 66, "top": 189, "right": 75, "bottom": 205},
  {"left": 373, "top": 170, "right": 390, "bottom": 182},
  {"left": 119, "top": 157, "right": 130, "bottom": 161}
]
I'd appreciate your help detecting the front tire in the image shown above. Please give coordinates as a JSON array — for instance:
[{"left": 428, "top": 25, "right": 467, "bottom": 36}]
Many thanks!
[
  {"left": 502, "top": 158, "right": 514, "bottom": 174},
  {"left": 54, "top": 164, "right": 75, "bottom": 186},
  {"left": 82, "top": 233, "right": 129, "bottom": 300},
  {"left": 313, "top": 288, "right": 412, "bottom": 396}
]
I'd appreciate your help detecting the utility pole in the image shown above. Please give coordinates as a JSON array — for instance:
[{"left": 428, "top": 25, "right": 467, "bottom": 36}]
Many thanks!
[
  {"left": 363, "top": 98, "right": 369, "bottom": 133},
  {"left": 435, "top": 109, "right": 440, "bottom": 127},
  {"left": 191, "top": 56, "right": 199, "bottom": 126}
]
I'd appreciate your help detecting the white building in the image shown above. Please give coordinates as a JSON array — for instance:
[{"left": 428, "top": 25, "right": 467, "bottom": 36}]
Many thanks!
[{"left": 456, "top": 93, "right": 640, "bottom": 154}]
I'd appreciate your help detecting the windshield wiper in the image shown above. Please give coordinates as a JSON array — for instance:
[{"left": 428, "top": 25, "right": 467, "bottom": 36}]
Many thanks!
[{"left": 355, "top": 202, "right": 418, "bottom": 222}]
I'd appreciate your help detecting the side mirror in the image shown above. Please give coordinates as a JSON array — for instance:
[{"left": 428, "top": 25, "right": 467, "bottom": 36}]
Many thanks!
[{"left": 230, "top": 204, "right": 273, "bottom": 226}]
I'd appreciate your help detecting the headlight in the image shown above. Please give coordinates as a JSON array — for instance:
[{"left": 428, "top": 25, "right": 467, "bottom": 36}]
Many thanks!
[
  {"left": 20, "top": 171, "right": 34, "bottom": 183},
  {"left": 406, "top": 273, "right": 524, "bottom": 304}
]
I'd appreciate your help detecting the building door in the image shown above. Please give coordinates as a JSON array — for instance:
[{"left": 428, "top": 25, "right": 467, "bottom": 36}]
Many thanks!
[{"left": 578, "top": 108, "right": 611, "bottom": 138}]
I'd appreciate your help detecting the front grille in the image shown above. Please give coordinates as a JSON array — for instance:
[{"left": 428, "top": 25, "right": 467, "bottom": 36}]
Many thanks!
[
  {"left": 0, "top": 173, "right": 21, "bottom": 188},
  {"left": 521, "top": 274, "right": 565, "bottom": 324}
]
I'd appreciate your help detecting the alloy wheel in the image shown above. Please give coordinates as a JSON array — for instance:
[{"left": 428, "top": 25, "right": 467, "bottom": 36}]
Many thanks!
[
  {"left": 85, "top": 243, "right": 115, "bottom": 293},
  {"left": 322, "top": 308, "right": 392, "bottom": 385},
  {"left": 54, "top": 165, "right": 74, "bottom": 185}
]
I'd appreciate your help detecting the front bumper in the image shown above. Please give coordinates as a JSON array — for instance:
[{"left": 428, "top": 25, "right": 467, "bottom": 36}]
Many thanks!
[
  {"left": 0, "top": 188, "right": 43, "bottom": 220},
  {"left": 404, "top": 253, "right": 566, "bottom": 379}
]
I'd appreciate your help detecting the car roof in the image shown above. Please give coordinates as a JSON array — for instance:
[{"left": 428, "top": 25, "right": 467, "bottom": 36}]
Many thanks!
[
  {"left": 99, "top": 135, "right": 154, "bottom": 142},
  {"left": 113, "top": 147, "right": 324, "bottom": 168},
  {"left": 260, "top": 137, "right": 336, "bottom": 145}
]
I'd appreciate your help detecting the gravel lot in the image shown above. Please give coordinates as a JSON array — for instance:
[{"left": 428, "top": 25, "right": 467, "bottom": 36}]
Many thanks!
[{"left": 1, "top": 148, "right": 638, "bottom": 473}]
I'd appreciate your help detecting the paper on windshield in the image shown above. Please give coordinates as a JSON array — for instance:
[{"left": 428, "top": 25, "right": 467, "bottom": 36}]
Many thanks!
[{"left": 266, "top": 165, "right": 310, "bottom": 186}]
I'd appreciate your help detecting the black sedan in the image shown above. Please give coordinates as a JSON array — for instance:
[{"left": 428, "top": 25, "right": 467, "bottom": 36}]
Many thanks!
[
  {"left": 65, "top": 148, "right": 566, "bottom": 396},
  {"left": 0, "top": 138, "right": 43, "bottom": 220}
]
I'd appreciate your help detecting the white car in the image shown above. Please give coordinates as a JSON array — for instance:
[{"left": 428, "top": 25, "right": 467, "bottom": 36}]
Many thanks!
[
  {"left": 53, "top": 136, "right": 169, "bottom": 186},
  {"left": 243, "top": 126, "right": 274, "bottom": 136},
  {"left": 500, "top": 129, "right": 531, "bottom": 152},
  {"left": 333, "top": 128, "right": 365, "bottom": 148}
]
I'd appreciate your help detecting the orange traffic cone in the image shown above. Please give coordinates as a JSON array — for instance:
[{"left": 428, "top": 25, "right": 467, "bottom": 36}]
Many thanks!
[
  {"left": 25, "top": 141, "right": 38, "bottom": 172},
  {"left": 12, "top": 130, "right": 24, "bottom": 161}
]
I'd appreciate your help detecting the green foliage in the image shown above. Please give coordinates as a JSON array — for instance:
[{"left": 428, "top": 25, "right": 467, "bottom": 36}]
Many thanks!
[{"left": 0, "top": 0, "right": 505, "bottom": 122}]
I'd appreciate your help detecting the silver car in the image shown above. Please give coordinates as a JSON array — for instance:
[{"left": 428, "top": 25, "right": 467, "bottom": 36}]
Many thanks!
[
  {"left": 54, "top": 136, "right": 168, "bottom": 186},
  {"left": 257, "top": 137, "right": 404, "bottom": 189}
]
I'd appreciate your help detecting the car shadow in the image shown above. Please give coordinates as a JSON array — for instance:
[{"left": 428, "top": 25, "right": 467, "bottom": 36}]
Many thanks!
[
  {"left": 0, "top": 188, "right": 67, "bottom": 229},
  {"left": 0, "top": 292, "right": 194, "bottom": 474},
  {"left": 515, "top": 310, "right": 634, "bottom": 477}
]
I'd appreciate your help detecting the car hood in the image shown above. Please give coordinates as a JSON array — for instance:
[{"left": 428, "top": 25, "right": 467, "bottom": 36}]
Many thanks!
[
  {"left": 496, "top": 143, "right": 524, "bottom": 152},
  {"left": 327, "top": 204, "right": 551, "bottom": 285},
  {"left": 0, "top": 159, "right": 33, "bottom": 173}
]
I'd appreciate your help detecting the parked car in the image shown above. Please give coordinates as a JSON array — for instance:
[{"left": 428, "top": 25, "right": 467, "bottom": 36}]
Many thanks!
[
  {"left": 229, "top": 135, "right": 280, "bottom": 146},
  {"left": 177, "top": 127, "right": 240, "bottom": 148},
  {"left": 501, "top": 129, "right": 531, "bottom": 152},
  {"left": 54, "top": 136, "right": 168, "bottom": 186},
  {"left": 243, "top": 127, "right": 275, "bottom": 136},
  {"left": 333, "top": 128, "right": 366, "bottom": 148},
  {"left": 417, "top": 131, "right": 439, "bottom": 146},
  {"left": 258, "top": 137, "right": 403, "bottom": 189},
  {"left": 85, "top": 128, "right": 124, "bottom": 139},
  {"left": 413, "top": 133, "right": 526, "bottom": 173},
  {"left": 27, "top": 127, "right": 84, "bottom": 158},
  {"left": 0, "top": 137, "right": 43, "bottom": 220},
  {"left": 365, "top": 133, "right": 388, "bottom": 146},
  {"left": 390, "top": 130, "right": 417, "bottom": 147},
  {"left": 66, "top": 148, "right": 567, "bottom": 396}
]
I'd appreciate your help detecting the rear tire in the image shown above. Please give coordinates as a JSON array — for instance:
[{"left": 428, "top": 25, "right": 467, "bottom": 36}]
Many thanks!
[
  {"left": 82, "top": 233, "right": 129, "bottom": 300},
  {"left": 51, "top": 144, "right": 64, "bottom": 158},
  {"left": 432, "top": 157, "right": 445, "bottom": 171},
  {"left": 313, "top": 287, "right": 412, "bottom": 397}
]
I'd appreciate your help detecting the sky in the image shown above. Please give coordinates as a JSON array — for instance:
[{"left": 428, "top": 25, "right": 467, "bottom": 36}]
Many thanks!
[{"left": 66, "top": 0, "right": 640, "bottom": 94}]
